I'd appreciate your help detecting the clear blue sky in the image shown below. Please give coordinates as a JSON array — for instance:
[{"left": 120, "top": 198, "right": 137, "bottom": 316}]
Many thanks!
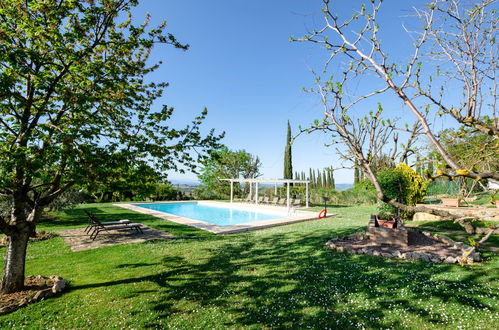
[{"left": 131, "top": 0, "right": 431, "bottom": 184}]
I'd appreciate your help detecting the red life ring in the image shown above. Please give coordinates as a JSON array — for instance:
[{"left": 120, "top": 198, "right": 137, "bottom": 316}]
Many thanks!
[{"left": 318, "top": 209, "right": 327, "bottom": 219}]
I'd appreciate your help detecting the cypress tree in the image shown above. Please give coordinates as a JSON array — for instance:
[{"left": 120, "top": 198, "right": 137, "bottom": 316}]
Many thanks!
[
  {"left": 317, "top": 170, "right": 322, "bottom": 188},
  {"left": 283, "top": 121, "right": 293, "bottom": 179},
  {"left": 330, "top": 168, "right": 335, "bottom": 189}
]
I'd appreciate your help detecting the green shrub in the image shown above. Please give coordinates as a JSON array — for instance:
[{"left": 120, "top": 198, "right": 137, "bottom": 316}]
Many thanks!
[
  {"left": 353, "top": 178, "right": 375, "bottom": 192},
  {"left": 336, "top": 189, "right": 377, "bottom": 205},
  {"left": 259, "top": 186, "right": 375, "bottom": 206},
  {"left": 397, "top": 163, "right": 427, "bottom": 207},
  {"left": 377, "top": 169, "right": 406, "bottom": 217},
  {"left": 377, "top": 163, "right": 427, "bottom": 219},
  {"left": 153, "top": 183, "right": 178, "bottom": 201}
]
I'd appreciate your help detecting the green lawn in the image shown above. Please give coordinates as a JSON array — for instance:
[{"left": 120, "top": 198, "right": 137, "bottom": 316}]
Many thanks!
[{"left": 1, "top": 204, "right": 498, "bottom": 328}]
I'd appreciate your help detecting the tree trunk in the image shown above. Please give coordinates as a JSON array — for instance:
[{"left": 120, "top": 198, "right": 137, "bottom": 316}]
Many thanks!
[{"left": 0, "top": 231, "right": 30, "bottom": 294}]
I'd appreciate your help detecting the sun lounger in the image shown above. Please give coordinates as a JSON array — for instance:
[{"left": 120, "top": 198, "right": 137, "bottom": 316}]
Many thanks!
[
  {"left": 263, "top": 196, "right": 270, "bottom": 204},
  {"left": 84, "top": 210, "right": 143, "bottom": 240},
  {"left": 258, "top": 196, "right": 264, "bottom": 203},
  {"left": 277, "top": 198, "right": 286, "bottom": 206},
  {"left": 84, "top": 210, "right": 130, "bottom": 233},
  {"left": 271, "top": 197, "right": 279, "bottom": 205},
  {"left": 89, "top": 222, "right": 143, "bottom": 241},
  {"left": 292, "top": 198, "right": 302, "bottom": 207}
]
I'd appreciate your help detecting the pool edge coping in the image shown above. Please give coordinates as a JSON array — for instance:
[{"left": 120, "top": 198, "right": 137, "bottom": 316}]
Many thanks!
[{"left": 114, "top": 201, "right": 325, "bottom": 234}]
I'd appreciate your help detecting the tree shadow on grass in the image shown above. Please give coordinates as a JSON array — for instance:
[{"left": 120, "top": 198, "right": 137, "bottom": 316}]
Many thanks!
[
  {"left": 114, "top": 262, "right": 160, "bottom": 269},
  {"left": 69, "top": 225, "right": 497, "bottom": 328}
]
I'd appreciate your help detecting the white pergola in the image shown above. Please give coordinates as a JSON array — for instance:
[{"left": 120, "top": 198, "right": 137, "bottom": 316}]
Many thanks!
[{"left": 222, "top": 178, "right": 310, "bottom": 211}]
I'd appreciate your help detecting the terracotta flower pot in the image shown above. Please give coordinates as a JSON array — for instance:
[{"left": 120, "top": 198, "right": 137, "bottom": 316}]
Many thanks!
[
  {"left": 373, "top": 215, "right": 398, "bottom": 229},
  {"left": 441, "top": 198, "right": 461, "bottom": 207},
  {"left": 377, "top": 219, "right": 396, "bottom": 229}
]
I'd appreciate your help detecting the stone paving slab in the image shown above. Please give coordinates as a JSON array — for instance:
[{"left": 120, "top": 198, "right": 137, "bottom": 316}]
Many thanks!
[{"left": 58, "top": 225, "right": 175, "bottom": 252}]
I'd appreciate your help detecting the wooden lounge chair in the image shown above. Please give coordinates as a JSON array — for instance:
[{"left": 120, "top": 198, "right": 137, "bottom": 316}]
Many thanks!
[{"left": 84, "top": 210, "right": 131, "bottom": 233}]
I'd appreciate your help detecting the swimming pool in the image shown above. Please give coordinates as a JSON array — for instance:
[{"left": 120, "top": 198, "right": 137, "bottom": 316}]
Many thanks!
[{"left": 134, "top": 202, "right": 286, "bottom": 226}]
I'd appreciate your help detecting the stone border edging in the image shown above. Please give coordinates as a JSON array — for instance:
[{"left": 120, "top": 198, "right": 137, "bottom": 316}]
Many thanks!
[
  {"left": 325, "top": 230, "right": 481, "bottom": 265},
  {"left": 116, "top": 202, "right": 320, "bottom": 234},
  {"left": 0, "top": 275, "right": 68, "bottom": 315}
]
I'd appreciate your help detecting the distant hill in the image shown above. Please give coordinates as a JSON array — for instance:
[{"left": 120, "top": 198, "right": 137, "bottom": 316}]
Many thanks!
[
  {"left": 169, "top": 179, "right": 353, "bottom": 191},
  {"left": 335, "top": 183, "right": 353, "bottom": 191},
  {"left": 169, "top": 179, "right": 200, "bottom": 186}
]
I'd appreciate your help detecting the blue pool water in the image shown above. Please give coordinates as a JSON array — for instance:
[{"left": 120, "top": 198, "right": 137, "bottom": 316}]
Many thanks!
[{"left": 135, "top": 202, "right": 285, "bottom": 226}]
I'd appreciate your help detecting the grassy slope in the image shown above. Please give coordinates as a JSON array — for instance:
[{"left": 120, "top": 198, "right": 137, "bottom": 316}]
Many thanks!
[{"left": 0, "top": 204, "right": 497, "bottom": 329}]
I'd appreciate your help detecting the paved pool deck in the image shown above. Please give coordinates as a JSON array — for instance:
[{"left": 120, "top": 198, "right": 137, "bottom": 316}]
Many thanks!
[{"left": 115, "top": 201, "right": 325, "bottom": 234}]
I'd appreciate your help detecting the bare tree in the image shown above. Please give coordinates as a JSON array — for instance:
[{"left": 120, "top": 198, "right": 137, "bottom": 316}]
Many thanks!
[{"left": 295, "top": 0, "right": 498, "bottom": 238}]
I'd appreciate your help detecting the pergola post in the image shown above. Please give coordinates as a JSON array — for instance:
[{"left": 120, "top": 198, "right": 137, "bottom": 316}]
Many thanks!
[
  {"left": 274, "top": 183, "right": 277, "bottom": 195},
  {"left": 286, "top": 181, "right": 290, "bottom": 212},
  {"left": 255, "top": 181, "right": 259, "bottom": 205},
  {"left": 306, "top": 182, "right": 309, "bottom": 208},
  {"left": 230, "top": 180, "right": 233, "bottom": 203},
  {"left": 249, "top": 181, "right": 253, "bottom": 201}
]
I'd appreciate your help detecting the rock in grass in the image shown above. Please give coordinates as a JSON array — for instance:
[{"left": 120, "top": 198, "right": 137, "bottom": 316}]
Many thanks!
[
  {"left": 443, "top": 256, "right": 457, "bottom": 264},
  {"left": 52, "top": 278, "right": 68, "bottom": 293}
]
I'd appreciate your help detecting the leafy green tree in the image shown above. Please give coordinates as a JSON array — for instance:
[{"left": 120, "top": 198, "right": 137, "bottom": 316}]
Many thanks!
[
  {"left": 81, "top": 154, "right": 164, "bottom": 202},
  {"left": 198, "top": 147, "right": 261, "bottom": 198},
  {"left": 437, "top": 128, "right": 499, "bottom": 175},
  {"left": 0, "top": 0, "right": 221, "bottom": 293},
  {"left": 283, "top": 121, "right": 293, "bottom": 179},
  {"left": 153, "top": 182, "right": 178, "bottom": 201}
]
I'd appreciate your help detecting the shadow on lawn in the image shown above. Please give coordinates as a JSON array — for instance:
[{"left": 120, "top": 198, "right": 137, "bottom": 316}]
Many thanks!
[{"left": 71, "top": 225, "right": 496, "bottom": 328}]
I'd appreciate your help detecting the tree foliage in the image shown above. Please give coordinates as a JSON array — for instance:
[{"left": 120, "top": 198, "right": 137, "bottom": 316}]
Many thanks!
[
  {"left": 437, "top": 128, "right": 499, "bottom": 175},
  {"left": 197, "top": 147, "right": 262, "bottom": 199},
  {"left": 378, "top": 164, "right": 427, "bottom": 219},
  {"left": 80, "top": 153, "right": 164, "bottom": 202},
  {"left": 0, "top": 0, "right": 222, "bottom": 293}
]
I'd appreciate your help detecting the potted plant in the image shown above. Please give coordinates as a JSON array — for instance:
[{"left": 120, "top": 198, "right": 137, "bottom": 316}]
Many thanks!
[{"left": 371, "top": 214, "right": 399, "bottom": 229}]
